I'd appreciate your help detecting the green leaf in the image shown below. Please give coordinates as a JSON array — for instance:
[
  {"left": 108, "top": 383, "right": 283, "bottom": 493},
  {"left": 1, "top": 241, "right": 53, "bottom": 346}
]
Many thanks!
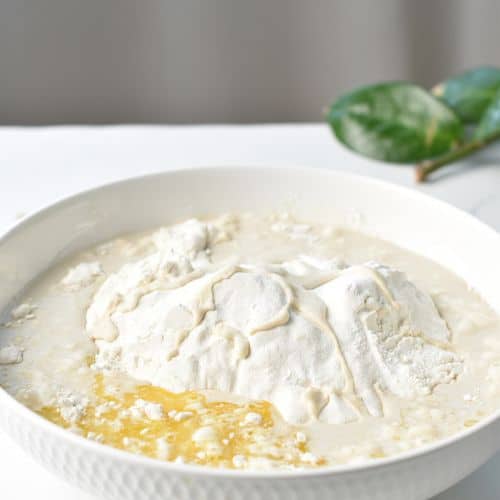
[
  {"left": 432, "top": 67, "right": 500, "bottom": 123},
  {"left": 327, "top": 82, "right": 464, "bottom": 163},
  {"left": 474, "top": 89, "right": 500, "bottom": 140}
]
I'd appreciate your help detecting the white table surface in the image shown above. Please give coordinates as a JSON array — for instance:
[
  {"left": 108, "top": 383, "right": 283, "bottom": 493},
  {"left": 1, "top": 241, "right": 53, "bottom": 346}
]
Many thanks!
[{"left": 1, "top": 124, "right": 500, "bottom": 499}]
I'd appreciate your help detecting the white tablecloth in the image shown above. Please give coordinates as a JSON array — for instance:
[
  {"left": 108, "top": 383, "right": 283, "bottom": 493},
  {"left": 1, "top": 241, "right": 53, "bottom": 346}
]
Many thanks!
[{"left": 1, "top": 124, "right": 500, "bottom": 499}]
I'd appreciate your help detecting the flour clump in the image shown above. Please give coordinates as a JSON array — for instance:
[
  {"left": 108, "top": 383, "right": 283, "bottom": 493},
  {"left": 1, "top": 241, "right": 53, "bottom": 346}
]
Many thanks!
[{"left": 87, "top": 219, "right": 462, "bottom": 425}]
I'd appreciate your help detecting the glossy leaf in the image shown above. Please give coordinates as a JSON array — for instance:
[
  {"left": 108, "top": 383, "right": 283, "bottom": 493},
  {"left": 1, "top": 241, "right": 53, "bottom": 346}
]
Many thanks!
[
  {"left": 432, "top": 67, "right": 500, "bottom": 123},
  {"left": 328, "top": 83, "right": 464, "bottom": 163},
  {"left": 474, "top": 89, "right": 500, "bottom": 140}
]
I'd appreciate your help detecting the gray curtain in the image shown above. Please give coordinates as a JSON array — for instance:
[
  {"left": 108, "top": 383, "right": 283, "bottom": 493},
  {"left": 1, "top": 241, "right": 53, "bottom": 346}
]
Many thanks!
[{"left": 1, "top": 0, "right": 499, "bottom": 124}]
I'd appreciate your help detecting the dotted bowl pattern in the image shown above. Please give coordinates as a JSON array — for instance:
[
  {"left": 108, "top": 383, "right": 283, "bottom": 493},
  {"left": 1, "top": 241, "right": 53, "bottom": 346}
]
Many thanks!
[{"left": 2, "top": 399, "right": 500, "bottom": 500}]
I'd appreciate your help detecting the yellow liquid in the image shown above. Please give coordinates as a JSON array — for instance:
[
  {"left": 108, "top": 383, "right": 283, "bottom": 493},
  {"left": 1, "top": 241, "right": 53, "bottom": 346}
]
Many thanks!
[{"left": 39, "top": 374, "right": 311, "bottom": 468}]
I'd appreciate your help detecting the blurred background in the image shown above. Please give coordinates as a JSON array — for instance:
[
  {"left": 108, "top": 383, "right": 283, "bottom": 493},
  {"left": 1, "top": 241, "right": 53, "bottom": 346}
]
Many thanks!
[{"left": 1, "top": 0, "right": 500, "bottom": 125}]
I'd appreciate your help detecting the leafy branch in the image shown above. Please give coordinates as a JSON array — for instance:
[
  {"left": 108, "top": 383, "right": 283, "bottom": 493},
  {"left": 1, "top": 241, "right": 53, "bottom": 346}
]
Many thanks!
[
  {"left": 415, "top": 128, "right": 500, "bottom": 182},
  {"left": 326, "top": 67, "right": 500, "bottom": 182}
]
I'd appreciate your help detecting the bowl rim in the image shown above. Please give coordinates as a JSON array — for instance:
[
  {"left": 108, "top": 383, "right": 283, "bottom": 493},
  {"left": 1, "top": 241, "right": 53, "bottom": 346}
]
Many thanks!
[{"left": 1, "top": 164, "right": 500, "bottom": 479}]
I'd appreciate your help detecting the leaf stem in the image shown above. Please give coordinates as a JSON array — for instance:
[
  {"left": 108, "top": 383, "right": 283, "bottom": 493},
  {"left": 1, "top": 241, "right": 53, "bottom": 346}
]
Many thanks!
[{"left": 415, "top": 130, "right": 500, "bottom": 182}]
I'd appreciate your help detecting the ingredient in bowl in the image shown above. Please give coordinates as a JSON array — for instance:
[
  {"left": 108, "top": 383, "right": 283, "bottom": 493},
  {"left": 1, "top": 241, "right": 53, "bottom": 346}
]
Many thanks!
[
  {"left": 61, "top": 261, "right": 103, "bottom": 290},
  {"left": 88, "top": 220, "right": 461, "bottom": 424},
  {"left": 1, "top": 212, "right": 499, "bottom": 470}
]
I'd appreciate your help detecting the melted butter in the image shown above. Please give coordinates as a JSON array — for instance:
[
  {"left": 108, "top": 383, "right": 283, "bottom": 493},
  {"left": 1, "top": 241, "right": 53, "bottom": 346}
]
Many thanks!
[{"left": 39, "top": 374, "right": 311, "bottom": 468}]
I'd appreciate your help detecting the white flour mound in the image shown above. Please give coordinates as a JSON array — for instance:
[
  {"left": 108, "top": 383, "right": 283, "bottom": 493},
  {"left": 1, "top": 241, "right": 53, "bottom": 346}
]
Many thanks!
[{"left": 87, "top": 219, "right": 462, "bottom": 424}]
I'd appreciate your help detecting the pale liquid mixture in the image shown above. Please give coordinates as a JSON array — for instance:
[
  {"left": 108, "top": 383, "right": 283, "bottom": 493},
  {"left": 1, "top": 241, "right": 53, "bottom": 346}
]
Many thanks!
[{"left": 1, "top": 212, "right": 500, "bottom": 470}]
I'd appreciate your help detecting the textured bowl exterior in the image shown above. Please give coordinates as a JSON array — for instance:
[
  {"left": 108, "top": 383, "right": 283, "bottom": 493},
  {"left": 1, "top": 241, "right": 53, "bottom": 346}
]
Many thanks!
[
  {"left": 2, "top": 400, "right": 500, "bottom": 500},
  {"left": 1, "top": 166, "right": 500, "bottom": 500}
]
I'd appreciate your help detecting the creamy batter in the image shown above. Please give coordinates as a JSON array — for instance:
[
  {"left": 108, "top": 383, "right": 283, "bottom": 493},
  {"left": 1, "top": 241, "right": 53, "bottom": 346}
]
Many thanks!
[{"left": 1, "top": 212, "right": 500, "bottom": 470}]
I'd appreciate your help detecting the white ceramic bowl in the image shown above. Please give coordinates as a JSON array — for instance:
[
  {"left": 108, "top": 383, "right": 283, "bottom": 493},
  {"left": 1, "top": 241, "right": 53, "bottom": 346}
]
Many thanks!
[{"left": 1, "top": 166, "right": 500, "bottom": 500}]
